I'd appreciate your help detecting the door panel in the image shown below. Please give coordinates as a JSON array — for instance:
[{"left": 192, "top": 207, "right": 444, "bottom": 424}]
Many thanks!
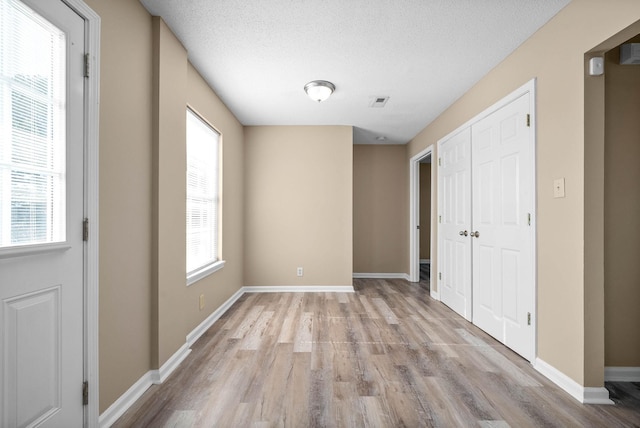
[
  {"left": 0, "top": 0, "right": 85, "bottom": 425},
  {"left": 438, "top": 128, "right": 472, "bottom": 320},
  {"left": 471, "top": 93, "right": 534, "bottom": 361}
]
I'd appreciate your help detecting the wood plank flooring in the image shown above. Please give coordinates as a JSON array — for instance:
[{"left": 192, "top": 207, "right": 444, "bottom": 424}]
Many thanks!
[{"left": 113, "top": 279, "right": 640, "bottom": 427}]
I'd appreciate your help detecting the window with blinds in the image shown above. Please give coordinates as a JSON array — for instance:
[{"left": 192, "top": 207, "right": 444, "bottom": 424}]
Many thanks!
[
  {"left": 186, "top": 109, "right": 220, "bottom": 278},
  {"left": 0, "top": 0, "right": 66, "bottom": 248}
]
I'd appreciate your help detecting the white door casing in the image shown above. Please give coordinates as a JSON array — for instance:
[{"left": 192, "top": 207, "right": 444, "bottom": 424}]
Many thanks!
[
  {"left": 471, "top": 93, "right": 535, "bottom": 361},
  {"left": 438, "top": 127, "right": 472, "bottom": 321},
  {"left": 0, "top": 0, "right": 86, "bottom": 426}
]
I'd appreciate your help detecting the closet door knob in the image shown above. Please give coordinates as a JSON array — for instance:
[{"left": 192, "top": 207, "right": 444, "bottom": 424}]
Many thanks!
[
  {"left": 471, "top": 231, "right": 480, "bottom": 238},
  {"left": 459, "top": 230, "right": 468, "bottom": 236}
]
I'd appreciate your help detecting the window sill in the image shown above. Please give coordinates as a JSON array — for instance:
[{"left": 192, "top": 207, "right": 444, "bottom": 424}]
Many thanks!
[{"left": 187, "top": 260, "right": 226, "bottom": 286}]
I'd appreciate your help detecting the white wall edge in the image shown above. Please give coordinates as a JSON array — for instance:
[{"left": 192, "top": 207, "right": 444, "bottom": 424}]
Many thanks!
[
  {"left": 243, "top": 285, "right": 355, "bottom": 293},
  {"left": 186, "top": 288, "right": 244, "bottom": 347},
  {"left": 353, "top": 273, "right": 410, "bottom": 280},
  {"left": 150, "top": 343, "right": 191, "bottom": 384},
  {"left": 605, "top": 366, "right": 640, "bottom": 382},
  {"left": 534, "top": 358, "right": 614, "bottom": 405},
  {"left": 98, "top": 371, "right": 154, "bottom": 428}
]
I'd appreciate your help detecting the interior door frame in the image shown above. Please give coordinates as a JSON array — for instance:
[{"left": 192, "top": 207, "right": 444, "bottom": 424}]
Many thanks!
[
  {"left": 61, "top": 0, "right": 100, "bottom": 425},
  {"left": 409, "top": 144, "right": 437, "bottom": 299}
]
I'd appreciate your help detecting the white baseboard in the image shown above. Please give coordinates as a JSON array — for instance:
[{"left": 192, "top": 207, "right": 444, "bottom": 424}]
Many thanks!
[
  {"left": 243, "top": 285, "right": 354, "bottom": 293},
  {"left": 353, "top": 273, "right": 410, "bottom": 281},
  {"left": 99, "top": 371, "right": 155, "bottom": 428},
  {"left": 534, "top": 358, "right": 614, "bottom": 405},
  {"left": 99, "top": 290, "right": 243, "bottom": 427},
  {"left": 605, "top": 366, "right": 640, "bottom": 382},
  {"left": 100, "top": 283, "right": 360, "bottom": 426},
  {"left": 100, "top": 343, "right": 193, "bottom": 426},
  {"left": 150, "top": 343, "right": 191, "bottom": 384},
  {"left": 187, "top": 288, "right": 245, "bottom": 347},
  {"left": 420, "top": 259, "right": 430, "bottom": 264}
]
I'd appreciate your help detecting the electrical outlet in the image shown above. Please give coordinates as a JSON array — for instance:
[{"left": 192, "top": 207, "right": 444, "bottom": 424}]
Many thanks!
[
  {"left": 297, "top": 267, "right": 303, "bottom": 277},
  {"left": 199, "top": 294, "right": 205, "bottom": 310}
]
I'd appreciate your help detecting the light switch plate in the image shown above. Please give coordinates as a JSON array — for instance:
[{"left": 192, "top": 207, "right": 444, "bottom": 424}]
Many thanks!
[{"left": 553, "top": 178, "right": 565, "bottom": 198}]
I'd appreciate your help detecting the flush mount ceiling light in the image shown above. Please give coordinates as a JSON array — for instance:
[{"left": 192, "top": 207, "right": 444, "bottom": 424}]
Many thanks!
[{"left": 304, "top": 80, "right": 335, "bottom": 102}]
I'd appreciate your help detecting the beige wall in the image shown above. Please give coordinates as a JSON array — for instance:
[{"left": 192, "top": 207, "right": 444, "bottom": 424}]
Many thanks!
[
  {"left": 86, "top": 1, "right": 244, "bottom": 412},
  {"left": 353, "top": 145, "right": 408, "bottom": 274},
  {"left": 184, "top": 64, "right": 245, "bottom": 354},
  {"left": 604, "top": 37, "right": 640, "bottom": 367},
  {"left": 152, "top": 16, "right": 188, "bottom": 368},
  {"left": 244, "top": 126, "right": 352, "bottom": 286},
  {"left": 419, "top": 162, "right": 431, "bottom": 260},
  {"left": 85, "top": 0, "right": 153, "bottom": 412},
  {"left": 408, "top": 1, "right": 640, "bottom": 386}
]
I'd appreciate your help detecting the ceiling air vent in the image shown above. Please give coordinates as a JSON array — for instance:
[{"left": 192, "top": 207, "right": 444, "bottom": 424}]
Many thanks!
[
  {"left": 620, "top": 43, "right": 640, "bottom": 65},
  {"left": 370, "top": 96, "right": 389, "bottom": 108}
]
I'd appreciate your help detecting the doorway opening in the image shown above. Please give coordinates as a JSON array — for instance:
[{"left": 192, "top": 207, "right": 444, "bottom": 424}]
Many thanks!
[{"left": 409, "top": 145, "right": 436, "bottom": 298}]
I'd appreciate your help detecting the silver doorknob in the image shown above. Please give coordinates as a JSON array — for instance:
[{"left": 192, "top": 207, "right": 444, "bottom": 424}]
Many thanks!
[
  {"left": 459, "top": 230, "right": 468, "bottom": 236},
  {"left": 471, "top": 231, "right": 480, "bottom": 238}
]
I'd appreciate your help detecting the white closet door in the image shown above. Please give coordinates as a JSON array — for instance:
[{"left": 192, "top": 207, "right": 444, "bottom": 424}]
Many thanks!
[
  {"left": 438, "top": 128, "right": 472, "bottom": 321},
  {"left": 471, "top": 93, "right": 534, "bottom": 361}
]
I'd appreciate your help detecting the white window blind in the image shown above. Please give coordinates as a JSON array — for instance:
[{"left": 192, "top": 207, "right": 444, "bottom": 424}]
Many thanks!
[
  {"left": 186, "top": 109, "right": 220, "bottom": 275},
  {"left": 0, "top": 0, "right": 66, "bottom": 248}
]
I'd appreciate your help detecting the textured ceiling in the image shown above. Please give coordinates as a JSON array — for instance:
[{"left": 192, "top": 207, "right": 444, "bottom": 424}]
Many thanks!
[{"left": 140, "top": 0, "right": 570, "bottom": 144}]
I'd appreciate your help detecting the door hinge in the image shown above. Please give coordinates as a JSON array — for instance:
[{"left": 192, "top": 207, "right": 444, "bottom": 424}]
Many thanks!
[
  {"left": 84, "top": 53, "right": 90, "bottom": 78},
  {"left": 438, "top": 272, "right": 442, "bottom": 280},
  {"left": 438, "top": 215, "right": 442, "bottom": 224},
  {"left": 527, "top": 213, "right": 531, "bottom": 226},
  {"left": 82, "top": 381, "right": 89, "bottom": 405},
  {"left": 527, "top": 312, "right": 531, "bottom": 326},
  {"left": 417, "top": 225, "right": 420, "bottom": 230},
  {"left": 526, "top": 113, "right": 530, "bottom": 127},
  {"left": 83, "top": 218, "right": 89, "bottom": 241},
  {"left": 438, "top": 158, "right": 442, "bottom": 166}
]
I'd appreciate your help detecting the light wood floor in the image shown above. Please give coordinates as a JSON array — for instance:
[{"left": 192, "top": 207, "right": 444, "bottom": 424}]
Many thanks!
[{"left": 114, "top": 279, "right": 640, "bottom": 427}]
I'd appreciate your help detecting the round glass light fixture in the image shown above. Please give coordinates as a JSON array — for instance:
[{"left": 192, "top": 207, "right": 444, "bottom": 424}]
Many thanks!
[{"left": 304, "top": 80, "right": 335, "bottom": 102}]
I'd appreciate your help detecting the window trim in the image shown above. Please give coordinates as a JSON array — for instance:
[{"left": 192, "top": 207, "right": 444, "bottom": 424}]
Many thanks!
[
  {"left": 185, "top": 106, "right": 223, "bottom": 285},
  {"left": 187, "top": 259, "right": 225, "bottom": 286}
]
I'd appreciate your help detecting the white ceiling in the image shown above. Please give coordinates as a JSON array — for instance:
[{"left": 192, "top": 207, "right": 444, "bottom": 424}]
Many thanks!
[{"left": 140, "top": 0, "right": 570, "bottom": 145}]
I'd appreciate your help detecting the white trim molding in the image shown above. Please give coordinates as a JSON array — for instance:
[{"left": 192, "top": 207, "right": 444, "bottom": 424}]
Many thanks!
[
  {"left": 100, "top": 343, "right": 193, "bottom": 426},
  {"left": 99, "top": 284, "right": 357, "bottom": 426},
  {"left": 353, "top": 273, "right": 410, "bottom": 281},
  {"left": 605, "top": 366, "right": 640, "bottom": 382},
  {"left": 98, "top": 372, "right": 154, "bottom": 428},
  {"left": 99, "top": 289, "right": 246, "bottom": 428},
  {"left": 187, "top": 288, "right": 244, "bottom": 347},
  {"left": 187, "top": 260, "right": 226, "bottom": 286},
  {"left": 150, "top": 344, "right": 191, "bottom": 384},
  {"left": 409, "top": 145, "right": 434, "bottom": 285},
  {"left": 60, "top": 0, "right": 102, "bottom": 426},
  {"left": 243, "top": 285, "right": 355, "bottom": 293},
  {"left": 534, "top": 358, "right": 614, "bottom": 405}
]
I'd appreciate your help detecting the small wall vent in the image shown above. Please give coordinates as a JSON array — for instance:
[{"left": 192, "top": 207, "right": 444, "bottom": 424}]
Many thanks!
[
  {"left": 370, "top": 96, "right": 389, "bottom": 108},
  {"left": 620, "top": 43, "right": 640, "bottom": 65}
]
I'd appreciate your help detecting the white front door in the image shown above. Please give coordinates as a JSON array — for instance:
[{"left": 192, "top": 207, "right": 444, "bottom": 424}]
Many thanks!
[
  {"left": 0, "top": 0, "right": 85, "bottom": 426},
  {"left": 471, "top": 93, "right": 535, "bottom": 361},
  {"left": 438, "top": 128, "right": 472, "bottom": 321}
]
